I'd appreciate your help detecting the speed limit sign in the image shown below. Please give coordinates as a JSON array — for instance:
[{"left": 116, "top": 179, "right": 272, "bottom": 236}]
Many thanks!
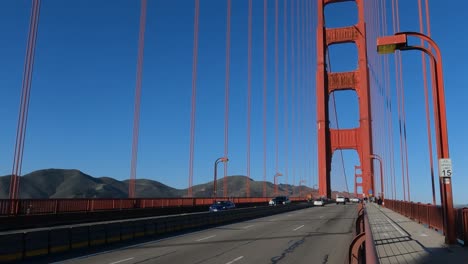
[{"left": 439, "top": 158, "right": 452, "bottom": 178}]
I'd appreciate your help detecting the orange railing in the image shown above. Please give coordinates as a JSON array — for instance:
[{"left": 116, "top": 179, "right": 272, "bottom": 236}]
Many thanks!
[
  {"left": 384, "top": 199, "right": 468, "bottom": 246},
  {"left": 0, "top": 197, "right": 306, "bottom": 216}
]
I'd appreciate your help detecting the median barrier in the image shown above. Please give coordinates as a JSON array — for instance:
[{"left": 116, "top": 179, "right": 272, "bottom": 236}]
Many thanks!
[
  {"left": 0, "top": 233, "right": 23, "bottom": 262},
  {"left": 49, "top": 228, "right": 70, "bottom": 253},
  {"left": 143, "top": 220, "right": 156, "bottom": 236},
  {"left": 0, "top": 203, "right": 310, "bottom": 262},
  {"left": 24, "top": 230, "right": 49, "bottom": 258},
  {"left": 106, "top": 223, "right": 121, "bottom": 243},
  {"left": 155, "top": 220, "right": 166, "bottom": 235},
  {"left": 70, "top": 226, "right": 89, "bottom": 249},
  {"left": 89, "top": 224, "right": 107, "bottom": 246},
  {"left": 120, "top": 222, "right": 134, "bottom": 241}
]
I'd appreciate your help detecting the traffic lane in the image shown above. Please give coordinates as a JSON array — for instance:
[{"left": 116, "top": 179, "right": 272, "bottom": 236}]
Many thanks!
[
  {"left": 99, "top": 207, "right": 320, "bottom": 264},
  {"left": 275, "top": 203, "right": 358, "bottom": 264},
  {"left": 124, "top": 204, "right": 357, "bottom": 264},
  {"left": 196, "top": 203, "right": 358, "bottom": 264},
  {"left": 47, "top": 205, "right": 316, "bottom": 264}
]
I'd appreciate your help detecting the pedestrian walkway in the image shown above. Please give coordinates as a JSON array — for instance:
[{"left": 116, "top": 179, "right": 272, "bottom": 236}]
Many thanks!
[{"left": 366, "top": 202, "right": 468, "bottom": 264}]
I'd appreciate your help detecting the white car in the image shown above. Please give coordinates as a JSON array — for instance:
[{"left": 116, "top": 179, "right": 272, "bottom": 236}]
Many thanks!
[
  {"left": 350, "top": 197, "right": 360, "bottom": 203},
  {"left": 313, "top": 199, "right": 325, "bottom": 206},
  {"left": 336, "top": 196, "right": 346, "bottom": 205}
]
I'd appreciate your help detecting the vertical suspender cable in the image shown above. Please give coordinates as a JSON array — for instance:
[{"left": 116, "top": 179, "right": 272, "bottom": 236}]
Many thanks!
[
  {"left": 383, "top": 0, "right": 396, "bottom": 200},
  {"left": 10, "top": 0, "right": 41, "bottom": 201},
  {"left": 295, "top": 0, "right": 300, "bottom": 191},
  {"left": 421, "top": 0, "right": 436, "bottom": 205},
  {"left": 283, "top": 0, "right": 289, "bottom": 192},
  {"left": 188, "top": 0, "right": 200, "bottom": 197},
  {"left": 391, "top": 0, "right": 405, "bottom": 201},
  {"left": 393, "top": 0, "right": 410, "bottom": 201},
  {"left": 311, "top": 0, "right": 318, "bottom": 189},
  {"left": 223, "top": 0, "right": 232, "bottom": 198},
  {"left": 305, "top": 0, "right": 311, "bottom": 189},
  {"left": 378, "top": 0, "right": 386, "bottom": 198},
  {"left": 246, "top": 0, "right": 252, "bottom": 197},
  {"left": 290, "top": 0, "right": 295, "bottom": 195},
  {"left": 275, "top": 0, "right": 279, "bottom": 178},
  {"left": 129, "top": 0, "right": 147, "bottom": 199},
  {"left": 395, "top": 0, "right": 411, "bottom": 201},
  {"left": 262, "top": 0, "right": 268, "bottom": 197},
  {"left": 301, "top": 1, "right": 307, "bottom": 190},
  {"left": 296, "top": 0, "right": 302, "bottom": 187}
]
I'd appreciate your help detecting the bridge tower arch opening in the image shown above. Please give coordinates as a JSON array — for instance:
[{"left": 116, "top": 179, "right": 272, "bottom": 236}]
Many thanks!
[
  {"left": 329, "top": 149, "right": 360, "bottom": 198},
  {"left": 316, "top": 0, "right": 374, "bottom": 199}
]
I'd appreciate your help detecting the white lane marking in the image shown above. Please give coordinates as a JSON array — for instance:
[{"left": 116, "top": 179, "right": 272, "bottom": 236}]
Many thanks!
[
  {"left": 51, "top": 221, "right": 232, "bottom": 263},
  {"left": 383, "top": 214, "right": 406, "bottom": 236},
  {"left": 51, "top": 209, "right": 290, "bottom": 263},
  {"left": 287, "top": 214, "right": 292, "bottom": 216},
  {"left": 109, "top": 257, "right": 134, "bottom": 264},
  {"left": 293, "top": 225, "right": 305, "bottom": 231},
  {"left": 244, "top": 225, "right": 254, "bottom": 229},
  {"left": 196, "top": 235, "right": 216, "bottom": 242},
  {"left": 319, "top": 215, "right": 324, "bottom": 219},
  {"left": 226, "top": 256, "right": 244, "bottom": 264}
]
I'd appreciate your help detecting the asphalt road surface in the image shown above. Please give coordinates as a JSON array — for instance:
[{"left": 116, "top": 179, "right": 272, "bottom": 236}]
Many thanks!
[{"left": 46, "top": 203, "right": 358, "bottom": 264}]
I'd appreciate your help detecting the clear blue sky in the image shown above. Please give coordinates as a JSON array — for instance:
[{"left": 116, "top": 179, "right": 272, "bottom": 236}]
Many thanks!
[{"left": 0, "top": 0, "right": 466, "bottom": 204}]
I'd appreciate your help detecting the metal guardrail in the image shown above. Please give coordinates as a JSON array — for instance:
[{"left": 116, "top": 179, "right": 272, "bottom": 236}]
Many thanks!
[
  {"left": 384, "top": 199, "right": 467, "bottom": 246},
  {"left": 348, "top": 203, "right": 379, "bottom": 264},
  {"left": 0, "top": 197, "right": 307, "bottom": 216}
]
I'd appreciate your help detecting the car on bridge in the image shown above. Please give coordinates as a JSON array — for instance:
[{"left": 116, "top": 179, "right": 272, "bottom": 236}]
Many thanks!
[
  {"left": 313, "top": 198, "right": 325, "bottom": 206},
  {"left": 209, "top": 200, "right": 236, "bottom": 212},
  {"left": 269, "top": 196, "right": 291, "bottom": 206},
  {"left": 350, "top": 197, "right": 360, "bottom": 203},
  {"left": 336, "top": 196, "right": 346, "bottom": 205}
]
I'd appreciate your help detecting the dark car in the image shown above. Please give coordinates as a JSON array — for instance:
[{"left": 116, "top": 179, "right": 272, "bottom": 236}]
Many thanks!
[
  {"left": 209, "top": 200, "right": 236, "bottom": 212},
  {"left": 269, "top": 196, "right": 291, "bottom": 206},
  {"left": 345, "top": 197, "right": 350, "bottom": 203}
]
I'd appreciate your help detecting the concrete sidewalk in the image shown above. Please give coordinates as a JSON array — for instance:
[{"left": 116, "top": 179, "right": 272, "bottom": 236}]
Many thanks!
[{"left": 366, "top": 202, "right": 468, "bottom": 264}]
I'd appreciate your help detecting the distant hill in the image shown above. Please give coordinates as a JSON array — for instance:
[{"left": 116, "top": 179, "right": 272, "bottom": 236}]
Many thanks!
[{"left": 0, "top": 169, "right": 350, "bottom": 199}]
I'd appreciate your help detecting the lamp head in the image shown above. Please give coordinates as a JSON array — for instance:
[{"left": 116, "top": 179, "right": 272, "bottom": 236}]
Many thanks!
[{"left": 377, "top": 34, "right": 408, "bottom": 54}]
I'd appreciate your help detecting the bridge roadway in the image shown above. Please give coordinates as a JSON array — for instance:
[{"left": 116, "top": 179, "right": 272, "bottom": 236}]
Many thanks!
[{"left": 31, "top": 203, "right": 357, "bottom": 264}]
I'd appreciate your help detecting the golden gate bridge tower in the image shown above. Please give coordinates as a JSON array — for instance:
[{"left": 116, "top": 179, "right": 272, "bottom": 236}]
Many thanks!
[{"left": 316, "top": 0, "right": 375, "bottom": 198}]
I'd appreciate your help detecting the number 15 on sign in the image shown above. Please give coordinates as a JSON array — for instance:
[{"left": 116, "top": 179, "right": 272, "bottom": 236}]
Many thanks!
[{"left": 439, "top": 158, "right": 452, "bottom": 177}]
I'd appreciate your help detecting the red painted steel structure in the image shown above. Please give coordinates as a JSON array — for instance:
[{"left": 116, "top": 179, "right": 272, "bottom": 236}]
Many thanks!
[
  {"left": 377, "top": 31, "right": 457, "bottom": 244},
  {"left": 0, "top": 197, "right": 307, "bottom": 216},
  {"left": 316, "top": 0, "right": 374, "bottom": 198},
  {"left": 354, "top": 165, "right": 363, "bottom": 197}
]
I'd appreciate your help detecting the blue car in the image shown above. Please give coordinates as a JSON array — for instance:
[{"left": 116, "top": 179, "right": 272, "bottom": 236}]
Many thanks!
[{"left": 209, "top": 200, "right": 236, "bottom": 212}]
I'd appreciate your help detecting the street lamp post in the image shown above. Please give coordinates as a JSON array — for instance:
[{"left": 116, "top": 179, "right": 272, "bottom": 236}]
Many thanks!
[
  {"left": 213, "top": 157, "right": 229, "bottom": 199},
  {"left": 274, "top": 173, "right": 283, "bottom": 196},
  {"left": 377, "top": 32, "right": 456, "bottom": 244},
  {"left": 370, "top": 154, "right": 384, "bottom": 203}
]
